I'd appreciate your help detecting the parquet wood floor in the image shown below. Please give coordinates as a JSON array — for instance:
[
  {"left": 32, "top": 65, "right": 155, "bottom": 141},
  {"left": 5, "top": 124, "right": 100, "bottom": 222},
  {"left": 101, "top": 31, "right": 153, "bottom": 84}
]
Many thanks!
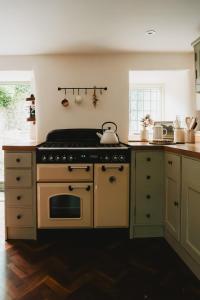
[{"left": 0, "top": 203, "right": 199, "bottom": 299}]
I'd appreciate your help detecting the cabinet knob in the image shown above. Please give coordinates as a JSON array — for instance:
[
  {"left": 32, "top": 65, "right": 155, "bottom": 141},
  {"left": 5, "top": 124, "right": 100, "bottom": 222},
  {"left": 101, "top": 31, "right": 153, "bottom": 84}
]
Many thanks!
[
  {"left": 146, "top": 194, "right": 151, "bottom": 199},
  {"left": 168, "top": 161, "right": 172, "bottom": 165},
  {"left": 174, "top": 201, "right": 179, "bottom": 207},
  {"left": 17, "top": 196, "right": 21, "bottom": 200},
  {"left": 16, "top": 158, "right": 21, "bottom": 163},
  {"left": 146, "top": 213, "right": 151, "bottom": 218},
  {"left": 16, "top": 176, "right": 21, "bottom": 181},
  {"left": 109, "top": 176, "right": 116, "bottom": 183},
  {"left": 146, "top": 175, "right": 151, "bottom": 180},
  {"left": 146, "top": 157, "right": 151, "bottom": 162},
  {"left": 17, "top": 214, "right": 22, "bottom": 220}
]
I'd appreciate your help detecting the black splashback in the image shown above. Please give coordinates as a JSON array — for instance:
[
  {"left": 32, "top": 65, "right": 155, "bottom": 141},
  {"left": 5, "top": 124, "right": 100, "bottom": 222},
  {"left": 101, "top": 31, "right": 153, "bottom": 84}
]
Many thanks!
[{"left": 46, "top": 128, "right": 103, "bottom": 143}]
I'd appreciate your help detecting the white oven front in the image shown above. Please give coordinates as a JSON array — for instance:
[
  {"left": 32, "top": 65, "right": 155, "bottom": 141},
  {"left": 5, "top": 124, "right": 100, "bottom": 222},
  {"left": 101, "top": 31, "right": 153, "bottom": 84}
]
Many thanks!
[{"left": 37, "top": 183, "right": 93, "bottom": 228}]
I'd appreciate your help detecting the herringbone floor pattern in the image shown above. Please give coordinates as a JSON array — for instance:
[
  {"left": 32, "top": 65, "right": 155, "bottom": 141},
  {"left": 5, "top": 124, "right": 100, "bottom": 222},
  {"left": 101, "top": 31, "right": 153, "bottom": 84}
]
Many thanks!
[
  {"left": 0, "top": 198, "right": 199, "bottom": 300},
  {"left": 1, "top": 233, "right": 200, "bottom": 300}
]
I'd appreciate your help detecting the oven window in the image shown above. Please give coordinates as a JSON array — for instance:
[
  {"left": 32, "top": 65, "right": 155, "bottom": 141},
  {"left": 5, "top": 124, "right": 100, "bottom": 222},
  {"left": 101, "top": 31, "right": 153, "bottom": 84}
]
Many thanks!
[{"left": 49, "top": 195, "right": 80, "bottom": 218}]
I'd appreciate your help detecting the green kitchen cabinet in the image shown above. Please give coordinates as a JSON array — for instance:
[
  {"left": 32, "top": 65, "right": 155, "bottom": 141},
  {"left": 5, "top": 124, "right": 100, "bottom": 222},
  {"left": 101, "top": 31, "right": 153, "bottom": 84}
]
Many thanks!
[
  {"left": 132, "top": 151, "right": 164, "bottom": 237},
  {"left": 181, "top": 156, "right": 200, "bottom": 265},
  {"left": 192, "top": 38, "right": 200, "bottom": 93},
  {"left": 164, "top": 152, "right": 181, "bottom": 241}
]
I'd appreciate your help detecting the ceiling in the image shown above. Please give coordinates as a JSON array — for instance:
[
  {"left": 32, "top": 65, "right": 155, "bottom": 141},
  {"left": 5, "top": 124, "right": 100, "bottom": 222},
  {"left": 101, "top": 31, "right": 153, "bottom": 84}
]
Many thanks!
[{"left": 0, "top": 0, "right": 200, "bottom": 55}]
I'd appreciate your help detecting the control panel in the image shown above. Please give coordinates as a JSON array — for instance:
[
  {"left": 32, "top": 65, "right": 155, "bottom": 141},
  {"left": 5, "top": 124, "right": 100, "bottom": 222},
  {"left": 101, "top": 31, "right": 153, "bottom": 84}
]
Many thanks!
[{"left": 36, "top": 149, "right": 130, "bottom": 164}]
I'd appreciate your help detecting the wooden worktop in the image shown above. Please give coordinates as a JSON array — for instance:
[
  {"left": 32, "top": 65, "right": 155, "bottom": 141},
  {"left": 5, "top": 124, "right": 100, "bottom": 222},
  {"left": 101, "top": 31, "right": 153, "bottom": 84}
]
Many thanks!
[
  {"left": 2, "top": 140, "right": 200, "bottom": 159},
  {"left": 128, "top": 142, "right": 200, "bottom": 159},
  {"left": 2, "top": 140, "right": 37, "bottom": 151}
]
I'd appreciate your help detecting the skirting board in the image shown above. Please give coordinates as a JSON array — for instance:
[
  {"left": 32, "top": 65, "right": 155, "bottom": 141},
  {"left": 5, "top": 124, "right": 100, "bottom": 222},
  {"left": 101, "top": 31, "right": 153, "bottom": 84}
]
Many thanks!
[
  {"left": 132, "top": 225, "right": 164, "bottom": 238},
  {"left": 165, "top": 230, "right": 200, "bottom": 280}
]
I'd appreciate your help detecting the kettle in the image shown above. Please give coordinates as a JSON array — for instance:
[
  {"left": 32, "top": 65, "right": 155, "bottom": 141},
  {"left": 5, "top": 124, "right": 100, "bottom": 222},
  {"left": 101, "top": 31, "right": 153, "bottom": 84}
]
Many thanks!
[{"left": 96, "top": 122, "right": 119, "bottom": 144}]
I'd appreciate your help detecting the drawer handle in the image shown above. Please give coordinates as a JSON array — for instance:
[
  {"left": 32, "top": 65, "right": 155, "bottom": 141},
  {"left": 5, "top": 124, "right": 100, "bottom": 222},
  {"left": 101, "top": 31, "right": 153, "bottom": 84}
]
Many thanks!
[
  {"left": 101, "top": 165, "right": 124, "bottom": 172},
  {"left": 146, "top": 157, "right": 151, "bottom": 162},
  {"left": 16, "top": 176, "right": 21, "bottom": 181},
  {"left": 16, "top": 158, "right": 21, "bottom": 163},
  {"left": 146, "top": 175, "right": 151, "bottom": 180},
  {"left": 146, "top": 194, "right": 151, "bottom": 199},
  {"left": 174, "top": 201, "right": 179, "bottom": 207},
  {"left": 68, "top": 185, "right": 91, "bottom": 191},
  {"left": 17, "top": 195, "right": 21, "bottom": 200},
  {"left": 68, "top": 166, "right": 90, "bottom": 172},
  {"left": 168, "top": 161, "right": 173, "bottom": 165},
  {"left": 146, "top": 213, "right": 151, "bottom": 218},
  {"left": 17, "top": 214, "right": 22, "bottom": 220}
]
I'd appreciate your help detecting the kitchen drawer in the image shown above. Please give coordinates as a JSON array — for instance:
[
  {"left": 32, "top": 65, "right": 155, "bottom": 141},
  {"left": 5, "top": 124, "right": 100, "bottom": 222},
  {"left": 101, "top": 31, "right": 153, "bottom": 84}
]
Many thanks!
[
  {"left": 5, "top": 189, "right": 32, "bottom": 207},
  {"left": 37, "top": 164, "right": 93, "bottom": 182},
  {"left": 165, "top": 152, "right": 180, "bottom": 180},
  {"left": 136, "top": 187, "right": 163, "bottom": 225},
  {"left": 136, "top": 151, "right": 163, "bottom": 172},
  {"left": 6, "top": 227, "right": 35, "bottom": 240},
  {"left": 5, "top": 169, "right": 32, "bottom": 188},
  {"left": 5, "top": 152, "right": 32, "bottom": 168},
  {"left": 6, "top": 208, "right": 33, "bottom": 227}
]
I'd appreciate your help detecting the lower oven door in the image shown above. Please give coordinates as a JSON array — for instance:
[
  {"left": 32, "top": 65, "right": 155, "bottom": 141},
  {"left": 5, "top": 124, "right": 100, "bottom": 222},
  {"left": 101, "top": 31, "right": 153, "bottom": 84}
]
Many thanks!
[{"left": 37, "top": 183, "right": 93, "bottom": 228}]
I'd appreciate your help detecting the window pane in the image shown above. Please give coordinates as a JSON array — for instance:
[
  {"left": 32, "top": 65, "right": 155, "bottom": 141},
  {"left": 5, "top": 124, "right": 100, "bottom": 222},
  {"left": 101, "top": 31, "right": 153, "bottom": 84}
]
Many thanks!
[{"left": 129, "top": 85, "right": 163, "bottom": 136}]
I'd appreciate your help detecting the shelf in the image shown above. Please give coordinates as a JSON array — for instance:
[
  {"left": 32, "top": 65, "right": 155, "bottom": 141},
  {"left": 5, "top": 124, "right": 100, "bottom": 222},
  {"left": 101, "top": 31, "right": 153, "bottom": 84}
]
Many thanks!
[
  {"left": 26, "top": 94, "right": 35, "bottom": 102},
  {"left": 27, "top": 117, "right": 36, "bottom": 122}
]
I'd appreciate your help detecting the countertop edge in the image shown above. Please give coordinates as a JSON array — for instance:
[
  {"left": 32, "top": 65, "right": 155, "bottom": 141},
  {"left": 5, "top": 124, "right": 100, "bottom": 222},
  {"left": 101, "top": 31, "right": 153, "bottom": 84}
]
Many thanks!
[
  {"left": 2, "top": 145, "right": 36, "bottom": 151},
  {"left": 128, "top": 142, "right": 200, "bottom": 160}
]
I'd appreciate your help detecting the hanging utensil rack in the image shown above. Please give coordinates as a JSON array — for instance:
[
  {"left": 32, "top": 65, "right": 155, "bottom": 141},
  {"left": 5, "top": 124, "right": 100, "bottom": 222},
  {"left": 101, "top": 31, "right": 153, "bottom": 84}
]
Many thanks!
[{"left": 58, "top": 87, "right": 107, "bottom": 92}]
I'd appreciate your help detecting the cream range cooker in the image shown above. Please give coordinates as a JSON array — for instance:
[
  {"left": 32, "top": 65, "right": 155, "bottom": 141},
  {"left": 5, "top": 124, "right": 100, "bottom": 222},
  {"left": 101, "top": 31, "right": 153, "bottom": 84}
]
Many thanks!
[{"left": 36, "top": 129, "right": 130, "bottom": 229}]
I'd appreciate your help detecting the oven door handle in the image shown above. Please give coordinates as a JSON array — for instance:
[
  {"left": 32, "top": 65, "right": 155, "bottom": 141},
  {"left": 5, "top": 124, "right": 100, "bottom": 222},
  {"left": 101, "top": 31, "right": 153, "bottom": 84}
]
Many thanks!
[
  {"left": 68, "top": 185, "right": 91, "bottom": 191},
  {"left": 101, "top": 165, "right": 124, "bottom": 172},
  {"left": 68, "top": 166, "right": 90, "bottom": 172}
]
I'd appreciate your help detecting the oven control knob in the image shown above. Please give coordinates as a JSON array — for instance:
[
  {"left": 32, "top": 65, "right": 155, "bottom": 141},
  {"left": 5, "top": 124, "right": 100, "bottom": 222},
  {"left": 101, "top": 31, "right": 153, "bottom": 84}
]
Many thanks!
[
  {"left": 62, "top": 155, "right": 67, "bottom": 161},
  {"left": 104, "top": 155, "right": 110, "bottom": 161},
  {"left": 49, "top": 155, "right": 54, "bottom": 161},
  {"left": 42, "top": 155, "right": 47, "bottom": 161},
  {"left": 55, "top": 155, "right": 60, "bottom": 161},
  {"left": 119, "top": 155, "right": 125, "bottom": 161},
  {"left": 113, "top": 155, "right": 118, "bottom": 161},
  {"left": 68, "top": 155, "right": 73, "bottom": 161}
]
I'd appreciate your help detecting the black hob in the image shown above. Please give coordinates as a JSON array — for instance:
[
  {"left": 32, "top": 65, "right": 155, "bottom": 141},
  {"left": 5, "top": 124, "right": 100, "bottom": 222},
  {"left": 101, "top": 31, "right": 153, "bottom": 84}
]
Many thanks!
[{"left": 36, "top": 129, "right": 130, "bottom": 163}]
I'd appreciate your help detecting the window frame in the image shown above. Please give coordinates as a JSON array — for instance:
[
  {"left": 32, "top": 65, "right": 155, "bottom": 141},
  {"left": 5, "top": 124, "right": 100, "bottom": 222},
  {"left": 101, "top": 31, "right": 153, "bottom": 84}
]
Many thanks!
[{"left": 129, "top": 83, "right": 165, "bottom": 139}]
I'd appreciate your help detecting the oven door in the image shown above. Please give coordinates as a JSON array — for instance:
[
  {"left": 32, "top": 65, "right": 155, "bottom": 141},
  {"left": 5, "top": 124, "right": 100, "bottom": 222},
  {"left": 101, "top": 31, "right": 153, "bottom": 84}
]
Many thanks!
[{"left": 37, "top": 183, "right": 93, "bottom": 228}]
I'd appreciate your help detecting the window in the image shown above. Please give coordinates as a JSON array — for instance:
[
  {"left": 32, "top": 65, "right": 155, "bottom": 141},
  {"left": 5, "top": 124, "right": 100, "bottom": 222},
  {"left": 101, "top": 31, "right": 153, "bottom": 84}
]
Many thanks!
[
  {"left": 129, "top": 84, "right": 164, "bottom": 138},
  {"left": 0, "top": 83, "right": 31, "bottom": 185}
]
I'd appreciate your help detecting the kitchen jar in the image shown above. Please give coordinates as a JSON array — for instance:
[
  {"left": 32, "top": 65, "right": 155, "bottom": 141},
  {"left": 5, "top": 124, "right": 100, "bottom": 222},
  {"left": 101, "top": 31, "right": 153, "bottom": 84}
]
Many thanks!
[{"left": 174, "top": 128, "right": 185, "bottom": 143}]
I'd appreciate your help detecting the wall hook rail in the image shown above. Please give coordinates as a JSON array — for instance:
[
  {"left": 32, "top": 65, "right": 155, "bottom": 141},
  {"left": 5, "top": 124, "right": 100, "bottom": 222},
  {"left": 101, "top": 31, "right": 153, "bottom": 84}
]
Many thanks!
[{"left": 58, "top": 87, "right": 107, "bottom": 92}]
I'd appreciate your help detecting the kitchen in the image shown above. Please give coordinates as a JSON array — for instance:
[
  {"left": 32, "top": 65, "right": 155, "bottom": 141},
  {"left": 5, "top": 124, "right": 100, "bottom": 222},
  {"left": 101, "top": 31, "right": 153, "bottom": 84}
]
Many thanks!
[{"left": 1, "top": 0, "right": 200, "bottom": 299}]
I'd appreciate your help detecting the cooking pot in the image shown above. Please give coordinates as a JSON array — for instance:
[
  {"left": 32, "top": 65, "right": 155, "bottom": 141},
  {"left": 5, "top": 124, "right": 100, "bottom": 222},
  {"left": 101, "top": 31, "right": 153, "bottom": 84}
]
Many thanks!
[{"left": 96, "top": 122, "right": 119, "bottom": 144}]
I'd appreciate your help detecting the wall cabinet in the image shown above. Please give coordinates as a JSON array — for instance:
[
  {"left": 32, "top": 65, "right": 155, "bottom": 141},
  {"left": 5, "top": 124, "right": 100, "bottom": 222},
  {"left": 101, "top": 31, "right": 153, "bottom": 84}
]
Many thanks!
[
  {"left": 94, "top": 164, "right": 129, "bottom": 228},
  {"left": 164, "top": 152, "right": 181, "bottom": 241},
  {"left": 4, "top": 151, "right": 36, "bottom": 239},
  {"left": 193, "top": 38, "right": 200, "bottom": 93},
  {"left": 181, "top": 156, "right": 200, "bottom": 265}
]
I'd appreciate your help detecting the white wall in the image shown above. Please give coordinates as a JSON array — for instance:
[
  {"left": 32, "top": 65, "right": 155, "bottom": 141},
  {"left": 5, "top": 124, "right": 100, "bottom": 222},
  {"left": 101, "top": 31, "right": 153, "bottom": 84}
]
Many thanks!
[
  {"left": 132, "top": 70, "right": 195, "bottom": 121},
  {"left": 0, "top": 53, "right": 195, "bottom": 142}
]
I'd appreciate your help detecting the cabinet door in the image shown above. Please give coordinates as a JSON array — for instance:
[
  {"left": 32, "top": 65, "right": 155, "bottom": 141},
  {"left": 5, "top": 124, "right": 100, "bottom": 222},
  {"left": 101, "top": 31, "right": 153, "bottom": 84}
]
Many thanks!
[
  {"left": 165, "top": 176, "right": 180, "bottom": 241},
  {"left": 181, "top": 157, "right": 200, "bottom": 264},
  {"left": 194, "top": 42, "right": 200, "bottom": 85},
  {"left": 164, "top": 152, "right": 180, "bottom": 241},
  {"left": 94, "top": 164, "right": 129, "bottom": 228}
]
